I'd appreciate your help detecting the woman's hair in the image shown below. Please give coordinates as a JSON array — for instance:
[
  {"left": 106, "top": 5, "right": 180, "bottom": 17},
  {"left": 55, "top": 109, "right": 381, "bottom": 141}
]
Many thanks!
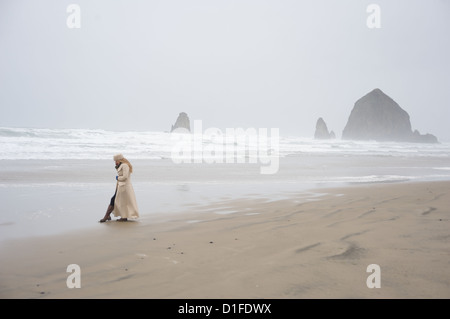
[{"left": 119, "top": 158, "right": 133, "bottom": 173}]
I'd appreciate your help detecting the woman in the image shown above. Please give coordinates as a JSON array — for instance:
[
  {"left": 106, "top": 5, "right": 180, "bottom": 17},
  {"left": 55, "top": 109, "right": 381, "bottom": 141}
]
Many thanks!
[{"left": 99, "top": 153, "right": 140, "bottom": 222}]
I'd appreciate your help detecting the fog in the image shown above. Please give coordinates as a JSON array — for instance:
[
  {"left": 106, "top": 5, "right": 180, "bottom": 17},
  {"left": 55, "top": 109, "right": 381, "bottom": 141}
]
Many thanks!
[{"left": 1, "top": 0, "right": 449, "bottom": 141}]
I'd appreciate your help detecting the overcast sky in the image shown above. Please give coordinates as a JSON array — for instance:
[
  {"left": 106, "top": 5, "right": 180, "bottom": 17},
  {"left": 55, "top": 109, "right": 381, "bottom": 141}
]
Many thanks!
[{"left": 1, "top": 0, "right": 449, "bottom": 141}]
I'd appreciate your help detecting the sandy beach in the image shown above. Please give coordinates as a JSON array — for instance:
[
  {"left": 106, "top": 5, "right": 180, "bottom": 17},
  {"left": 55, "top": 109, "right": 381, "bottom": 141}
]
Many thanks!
[
  {"left": 1, "top": 179, "right": 449, "bottom": 299},
  {"left": 2, "top": 0, "right": 450, "bottom": 303}
]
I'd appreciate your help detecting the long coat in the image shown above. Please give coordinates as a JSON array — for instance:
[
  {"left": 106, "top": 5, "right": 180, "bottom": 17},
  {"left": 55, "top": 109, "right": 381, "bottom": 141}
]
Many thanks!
[{"left": 113, "top": 163, "right": 139, "bottom": 219}]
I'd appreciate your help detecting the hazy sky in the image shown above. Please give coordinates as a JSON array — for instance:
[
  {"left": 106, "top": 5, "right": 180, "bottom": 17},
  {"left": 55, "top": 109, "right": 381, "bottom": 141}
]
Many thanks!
[{"left": 1, "top": 0, "right": 449, "bottom": 141}]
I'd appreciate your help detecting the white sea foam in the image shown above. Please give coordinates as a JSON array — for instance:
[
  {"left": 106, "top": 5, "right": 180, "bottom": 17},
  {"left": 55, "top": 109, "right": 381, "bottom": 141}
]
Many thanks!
[
  {"left": 334, "top": 175, "right": 412, "bottom": 183},
  {"left": 1, "top": 126, "right": 450, "bottom": 160}
]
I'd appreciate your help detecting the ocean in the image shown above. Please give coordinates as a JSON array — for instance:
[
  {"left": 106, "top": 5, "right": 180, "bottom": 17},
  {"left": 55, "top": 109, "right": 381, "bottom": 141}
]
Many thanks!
[
  {"left": 1, "top": 126, "right": 449, "bottom": 242},
  {"left": 1, "top": 126, "right": 450, "bottom": 160}
]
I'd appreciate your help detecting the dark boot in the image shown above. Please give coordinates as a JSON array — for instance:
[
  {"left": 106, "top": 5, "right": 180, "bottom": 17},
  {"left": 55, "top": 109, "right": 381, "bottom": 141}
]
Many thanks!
[{"left": 99, "top": 205, "right": 114, "bottom": 223}]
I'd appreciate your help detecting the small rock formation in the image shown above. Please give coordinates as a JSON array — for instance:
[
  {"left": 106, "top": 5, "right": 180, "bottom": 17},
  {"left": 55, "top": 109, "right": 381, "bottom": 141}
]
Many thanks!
[
  {"left": 342, "top": 88, "right": 438, "bottom": 143},
  {"left": 314, "top": 117, "right": 335, "bottom": 139},
  {"left": 170, "top": 112, "right": 191, "bottom": 133},
  {"left": 411, "top": 130, "right": 438, "bottom": 143}
]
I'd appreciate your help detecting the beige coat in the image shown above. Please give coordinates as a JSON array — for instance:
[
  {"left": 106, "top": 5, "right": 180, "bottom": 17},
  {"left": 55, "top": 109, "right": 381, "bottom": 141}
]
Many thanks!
[{"left": 113, "top": 163, "right": 139, "bottom": 219}]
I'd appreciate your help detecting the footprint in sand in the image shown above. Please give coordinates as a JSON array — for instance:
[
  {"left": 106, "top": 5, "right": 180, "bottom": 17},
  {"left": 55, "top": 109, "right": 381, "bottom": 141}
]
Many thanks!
[
  {"left": 326, "top": 242, "right": 365, "bottom": 260},
  {"left": 164, "top": 257, "right": 179, "bottom": 264},
  {"left": 421, "top": 207, "right": 437, "bottom": 216},
  {"left": 295, "top": 241, "right": 365, "bottom": 260}
]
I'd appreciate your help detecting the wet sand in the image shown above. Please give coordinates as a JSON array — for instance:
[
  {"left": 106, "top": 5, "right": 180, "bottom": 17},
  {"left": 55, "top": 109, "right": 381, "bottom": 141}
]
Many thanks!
[{"left": 1, "top": 180, "right": 449, "bottom": 298}]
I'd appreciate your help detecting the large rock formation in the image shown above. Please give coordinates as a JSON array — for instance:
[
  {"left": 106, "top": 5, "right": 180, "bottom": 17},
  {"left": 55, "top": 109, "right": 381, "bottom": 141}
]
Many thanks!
[
  {"left": 314, "top": 117, "right": 335, "bottom": 139},
  {"left": 342, "top": 89, "right": 438, "bottom": 143},
  {"left": 170, "top": 112, "right": 191, "bottom": 133}
]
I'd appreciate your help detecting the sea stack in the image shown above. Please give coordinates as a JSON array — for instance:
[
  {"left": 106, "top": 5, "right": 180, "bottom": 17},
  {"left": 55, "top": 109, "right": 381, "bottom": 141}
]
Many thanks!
[
  {"left": 170, "top": 112, "right": 191, "bottom": 133},
  {"left": 342, "top": 89, "right": 438, "bottom": 143},
  {"left": 314, "top": 117, "right": 335, "bottom": 139}
]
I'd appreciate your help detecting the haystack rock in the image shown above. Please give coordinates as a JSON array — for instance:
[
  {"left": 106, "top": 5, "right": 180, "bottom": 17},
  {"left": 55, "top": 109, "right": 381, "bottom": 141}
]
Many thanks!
[
  {"left": 314, "top": 117, "right": 335, "bottom": 139},
  {"left": 342, "top": 88, "right": 438, "bottom": 143},
  {"left": 170, "top": 112, "right": 191, "bottom": 133}
]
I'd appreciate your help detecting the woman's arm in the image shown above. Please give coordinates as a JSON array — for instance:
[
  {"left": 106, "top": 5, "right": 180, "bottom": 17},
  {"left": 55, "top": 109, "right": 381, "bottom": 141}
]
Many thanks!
[{"left": 117, "top": 164, "right": 130, "bottom": 182}]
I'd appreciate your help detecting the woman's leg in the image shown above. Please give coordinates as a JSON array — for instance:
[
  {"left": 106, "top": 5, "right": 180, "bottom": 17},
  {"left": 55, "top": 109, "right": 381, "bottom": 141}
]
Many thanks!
[
  {"left": 100, "top": 192, "right": 117, "bottom": 223},
  {"left": 99, "top": 204, "right": 114, "bottom": 222}
]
